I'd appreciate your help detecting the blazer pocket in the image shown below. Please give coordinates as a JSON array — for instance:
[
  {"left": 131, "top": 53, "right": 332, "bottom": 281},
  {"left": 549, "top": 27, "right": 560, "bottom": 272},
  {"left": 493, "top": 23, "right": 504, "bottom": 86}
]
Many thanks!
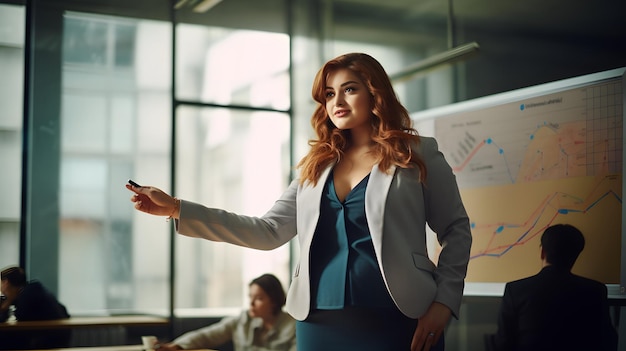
[
  {"left": 408, "top": 252, "right": 437, "bottom": 317},
  {"left": 412, "top": 253, "right": 436, "bottom": 276}
]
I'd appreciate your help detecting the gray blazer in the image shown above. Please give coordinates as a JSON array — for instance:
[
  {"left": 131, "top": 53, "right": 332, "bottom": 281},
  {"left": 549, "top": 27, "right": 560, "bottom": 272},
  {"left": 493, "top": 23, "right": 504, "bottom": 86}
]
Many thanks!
[{"left": 176, "top": 137, "right": 472, "bottom": 321}]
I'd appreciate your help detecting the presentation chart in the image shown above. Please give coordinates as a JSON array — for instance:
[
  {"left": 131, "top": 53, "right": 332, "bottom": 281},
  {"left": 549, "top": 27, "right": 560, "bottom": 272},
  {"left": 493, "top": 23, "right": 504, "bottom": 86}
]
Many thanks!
[{"left": 423, "top": 76, "right": 623, "bottom": 284}]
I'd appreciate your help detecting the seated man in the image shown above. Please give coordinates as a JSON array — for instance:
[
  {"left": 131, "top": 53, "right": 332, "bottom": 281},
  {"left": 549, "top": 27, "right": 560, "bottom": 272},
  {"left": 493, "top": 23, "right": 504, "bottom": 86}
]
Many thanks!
[
  {"left": 0, "top": 266, "right": 71, "bottom": 349},
  {"left": 493, "top": 224, "right": 617, "bottom": 351}
]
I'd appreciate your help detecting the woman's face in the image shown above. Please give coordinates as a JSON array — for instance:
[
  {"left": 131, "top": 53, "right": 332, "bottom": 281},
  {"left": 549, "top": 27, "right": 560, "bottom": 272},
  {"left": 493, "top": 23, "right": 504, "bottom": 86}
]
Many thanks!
[
  {"left": 325, "top": 68, "right": 372, "bottom": 132},
  {"left": 248, "top": 283, "right": 275, "bottom": 320}
]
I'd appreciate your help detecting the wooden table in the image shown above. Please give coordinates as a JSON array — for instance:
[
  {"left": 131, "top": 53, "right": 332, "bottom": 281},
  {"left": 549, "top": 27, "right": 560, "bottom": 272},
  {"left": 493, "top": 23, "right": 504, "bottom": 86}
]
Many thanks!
[
  {"left": 0, "top": 315, "right": 169, "bottom": 330},
  {"left": 29, "top": 346, "right": 215, "bottom": 351}
]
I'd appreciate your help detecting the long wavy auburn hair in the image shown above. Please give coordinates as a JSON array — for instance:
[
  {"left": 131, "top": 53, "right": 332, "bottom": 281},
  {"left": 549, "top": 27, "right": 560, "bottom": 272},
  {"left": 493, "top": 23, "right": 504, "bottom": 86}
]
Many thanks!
[{"left": 297, "top": 52, "right": 427, "bottom": 186}]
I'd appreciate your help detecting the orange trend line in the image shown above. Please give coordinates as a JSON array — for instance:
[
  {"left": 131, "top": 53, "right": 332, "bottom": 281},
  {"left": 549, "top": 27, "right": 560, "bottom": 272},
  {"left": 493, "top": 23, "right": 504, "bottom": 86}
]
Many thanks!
[{"left": 472, "top": 193, "right": 553, "bottom": 234}]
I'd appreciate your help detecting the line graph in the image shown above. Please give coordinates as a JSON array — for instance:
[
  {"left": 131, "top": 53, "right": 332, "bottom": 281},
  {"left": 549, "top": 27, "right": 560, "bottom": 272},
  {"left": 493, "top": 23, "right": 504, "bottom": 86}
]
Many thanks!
[
  {"left": 419, "top": 75, "right": 624, "bottom": 284},
  {"left": 470, "top": 176, "right": 621, "bottom": 260}
]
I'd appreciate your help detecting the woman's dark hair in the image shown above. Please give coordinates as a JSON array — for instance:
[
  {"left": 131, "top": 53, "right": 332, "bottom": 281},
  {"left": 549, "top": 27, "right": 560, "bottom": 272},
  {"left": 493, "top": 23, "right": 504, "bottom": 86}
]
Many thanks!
[
  {"left": 0, "top": 266, "right": 27, "bottom": 287},
  {"left": 250, "top": 274, "right": 286, "bottom": 315},
  {"left": 540, "top": 224, "right": 585, "bottom": 270}
]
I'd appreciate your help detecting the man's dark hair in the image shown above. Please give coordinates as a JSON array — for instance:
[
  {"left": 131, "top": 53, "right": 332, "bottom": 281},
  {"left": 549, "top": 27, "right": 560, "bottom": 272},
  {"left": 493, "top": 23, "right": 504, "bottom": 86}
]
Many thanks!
[
  {"left": 1, "top": 266, "right": 27, "bottom": 287},
  {"left": 540, "top": 224, "right": 585, "bottom": 270},
  {"left": 250, "top": 273, "right": 286, "bottom": 315}
]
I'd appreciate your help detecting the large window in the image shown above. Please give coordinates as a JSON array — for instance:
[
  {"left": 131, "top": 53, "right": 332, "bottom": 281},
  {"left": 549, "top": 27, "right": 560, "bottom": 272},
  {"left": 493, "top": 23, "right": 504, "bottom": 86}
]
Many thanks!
[
  {"left": 176, "top": 25, "right": 290, "bottom": 111},
  {"left": 173, "top": 25, "right": 292, "bottom": 314},
  {"left": 0, "top": 4, "right": 24, "bottom": 270},
  {"left": 60, "top": 13, "right": 172, "bottom": 314},
  {"left": 174, "top": 107, "right": 291, "bottom": 312},
  {"left": 56, "top": 12, "right": 293, "bottom": 316}
]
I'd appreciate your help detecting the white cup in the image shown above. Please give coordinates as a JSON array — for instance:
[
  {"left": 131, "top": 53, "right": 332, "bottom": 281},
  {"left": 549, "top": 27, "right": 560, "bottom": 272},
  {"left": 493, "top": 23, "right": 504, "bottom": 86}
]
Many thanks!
[{"left": 141, "top": 335, "right": 158, "bottom": 351}]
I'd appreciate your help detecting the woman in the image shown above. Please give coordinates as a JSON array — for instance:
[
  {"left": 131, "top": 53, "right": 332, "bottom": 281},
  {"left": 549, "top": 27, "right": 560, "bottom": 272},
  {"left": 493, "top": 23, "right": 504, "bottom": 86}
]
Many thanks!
[
  {"left": 127, "top": 52, "right": 472, "bottom": 351},
  {"left": 156, "top": 274, "right": 296, "bottom": 351}
]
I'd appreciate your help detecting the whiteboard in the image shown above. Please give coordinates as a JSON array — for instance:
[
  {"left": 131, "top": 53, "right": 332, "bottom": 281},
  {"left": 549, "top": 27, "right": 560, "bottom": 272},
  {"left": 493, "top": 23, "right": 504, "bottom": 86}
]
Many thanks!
[{"left": 412, "top": 67, "right": 626, "bottom": 297}]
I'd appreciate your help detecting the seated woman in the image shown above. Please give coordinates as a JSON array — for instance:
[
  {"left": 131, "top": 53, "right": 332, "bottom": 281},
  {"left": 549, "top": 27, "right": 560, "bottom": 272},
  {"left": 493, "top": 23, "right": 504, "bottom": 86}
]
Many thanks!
[{"left": 157, "top": 273, "right": 296, "bottom": 351}]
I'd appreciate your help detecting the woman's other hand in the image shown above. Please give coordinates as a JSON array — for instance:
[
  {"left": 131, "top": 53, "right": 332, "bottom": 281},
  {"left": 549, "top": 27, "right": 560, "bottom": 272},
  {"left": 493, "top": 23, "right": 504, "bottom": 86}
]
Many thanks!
[{"left": 410, "top": 301, "right": 452, "bottom": 351}]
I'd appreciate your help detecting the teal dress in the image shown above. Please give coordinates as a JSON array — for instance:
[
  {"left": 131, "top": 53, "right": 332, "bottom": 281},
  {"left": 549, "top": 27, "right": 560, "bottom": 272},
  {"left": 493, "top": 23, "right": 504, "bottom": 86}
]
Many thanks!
[{"left": 296, "top": 172, "right": 444, "bottom": 351}]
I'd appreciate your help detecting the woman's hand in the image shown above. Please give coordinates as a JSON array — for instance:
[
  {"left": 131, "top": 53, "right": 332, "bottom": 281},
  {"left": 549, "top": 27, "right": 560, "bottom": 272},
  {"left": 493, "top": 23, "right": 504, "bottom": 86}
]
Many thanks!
[
  {"left": 126, "top": 184, "right": 180, "bottom": 219},
  {"left": 410, "top": 302, "right": 452, "bottom": 351}
]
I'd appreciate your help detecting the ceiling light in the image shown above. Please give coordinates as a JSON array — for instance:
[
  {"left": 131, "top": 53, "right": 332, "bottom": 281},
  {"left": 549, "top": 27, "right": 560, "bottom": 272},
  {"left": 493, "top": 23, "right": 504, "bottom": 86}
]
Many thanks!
[
  {"left": 173, "top": 0, "right": 189, "bottom": 10},
  {"left": 173, "top": 0, "right": 223, "bottom": 12},
  {"left": 193, "top": 0, "right": 224, "bottom": 13},
  {"left": 390, "top": 42, "right": 480, "bottom": 82}
]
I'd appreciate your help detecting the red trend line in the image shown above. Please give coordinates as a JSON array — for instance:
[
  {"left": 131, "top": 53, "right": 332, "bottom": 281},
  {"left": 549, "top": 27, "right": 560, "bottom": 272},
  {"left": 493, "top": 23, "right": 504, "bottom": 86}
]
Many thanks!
[
  {"left": 472, "top": 178, "right": 621, "bottom": 259},
  {"left": 452, "top": 140, "right": 486, "bottom": 173},
  {"left": 481, "top": 211, "right": 560, "bottom": 256}
]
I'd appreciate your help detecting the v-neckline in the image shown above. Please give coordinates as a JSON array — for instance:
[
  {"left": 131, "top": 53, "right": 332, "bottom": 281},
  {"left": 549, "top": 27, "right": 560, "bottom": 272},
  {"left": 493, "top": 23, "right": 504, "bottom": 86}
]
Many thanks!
[{"left": 331, "top": 172, "right": 370, "bottom": 203}]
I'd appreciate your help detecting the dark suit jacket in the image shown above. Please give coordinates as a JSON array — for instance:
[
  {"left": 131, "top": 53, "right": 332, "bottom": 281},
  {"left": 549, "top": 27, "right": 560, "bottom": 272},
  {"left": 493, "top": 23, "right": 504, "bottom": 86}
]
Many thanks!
[
  {"left": 0, "top": 281, "right": 71, "bottom": 350},
  {"left": 493, "top": 266, "right": 617, "bottom": 351}
]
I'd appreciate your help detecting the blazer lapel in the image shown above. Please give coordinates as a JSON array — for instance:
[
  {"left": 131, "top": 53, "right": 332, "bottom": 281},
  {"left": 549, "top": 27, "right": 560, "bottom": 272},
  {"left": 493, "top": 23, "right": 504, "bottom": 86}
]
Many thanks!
[
  {"left": 366, "top": 164, "right": 395, "bottom": 258},
  {"left": 298, "top": 165, "right": 334, "bottom": 244},
  {"left": 299, "top": 163, "right": 393, "bottom": 258}
]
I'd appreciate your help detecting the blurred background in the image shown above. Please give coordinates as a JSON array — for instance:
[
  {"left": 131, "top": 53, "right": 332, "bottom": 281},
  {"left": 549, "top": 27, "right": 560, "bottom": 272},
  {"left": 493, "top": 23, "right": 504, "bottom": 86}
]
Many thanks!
[{"left": 0, "top": 0, "right": 624, "bottom": 349}]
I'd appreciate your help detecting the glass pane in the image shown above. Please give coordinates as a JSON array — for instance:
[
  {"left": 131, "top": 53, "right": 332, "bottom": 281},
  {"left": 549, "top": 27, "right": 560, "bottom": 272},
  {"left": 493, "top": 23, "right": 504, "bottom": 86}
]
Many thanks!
[
  {"left": 0, "top": 4, "right": 24, "bottom": 269},
  {"left": 174, "top": 106, "right": 292, "bottom": 313},
  {"left": 62, "top": 93, "right": 108, "bottom": 152},
  {"left": 176, "top": 25, "right": 290, "bottom": 111},
  {"left": 63, "top": 17, "right": 109, "bottom": 66},
  {"left": 326, "top": 1, "right": 452, "bottom": 112},
  {"left": 59, "top": 12, "right": 172, "bottom": 315}
]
